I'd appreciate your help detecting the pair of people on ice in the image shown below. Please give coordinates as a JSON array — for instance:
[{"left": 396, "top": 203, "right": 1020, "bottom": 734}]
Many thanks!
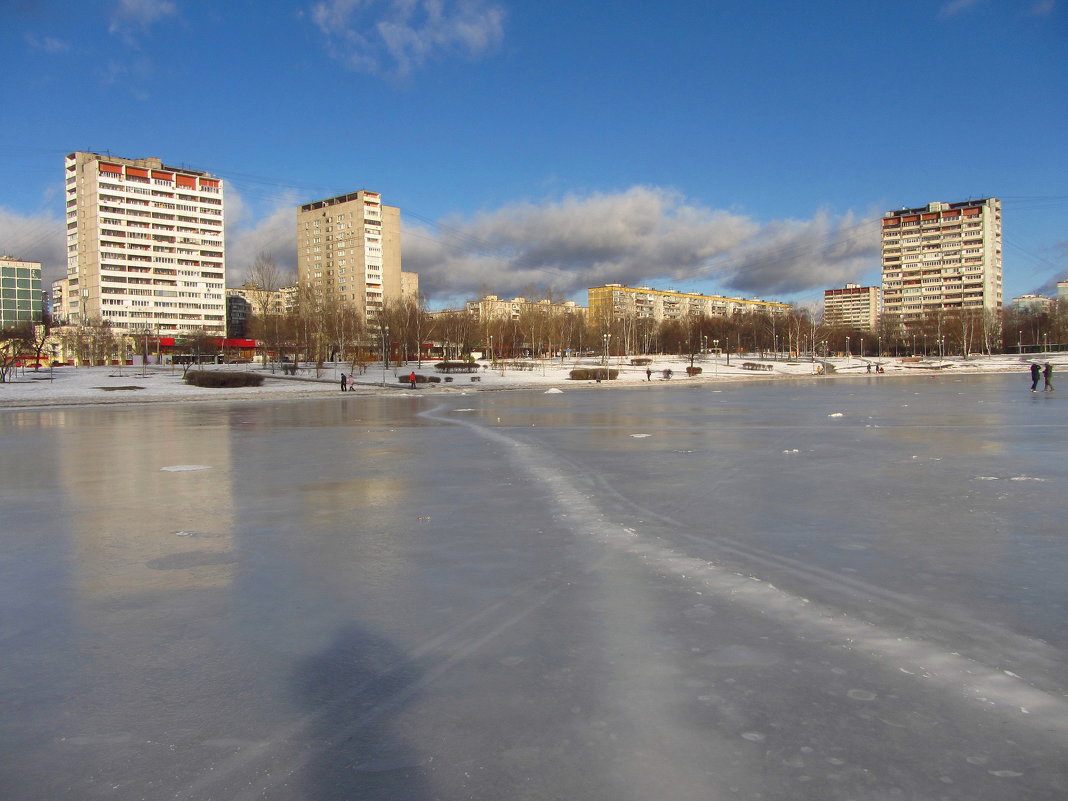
[{"left": 1030, "top": 362, "right": 1054, "bottom": 392}]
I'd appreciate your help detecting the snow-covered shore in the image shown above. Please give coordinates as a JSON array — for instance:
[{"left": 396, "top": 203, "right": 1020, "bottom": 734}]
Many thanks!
[{"left": 0, "top": 353, "right": 1056, "bottom": 408}]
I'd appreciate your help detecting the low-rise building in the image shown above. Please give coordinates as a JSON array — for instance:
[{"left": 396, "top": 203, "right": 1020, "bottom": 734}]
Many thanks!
[
  {"left": 588, "top": 284, "right": 789, "bottom": 323},
  {"left": 465, "top": 294, "right": 585, "bottom": 321}
]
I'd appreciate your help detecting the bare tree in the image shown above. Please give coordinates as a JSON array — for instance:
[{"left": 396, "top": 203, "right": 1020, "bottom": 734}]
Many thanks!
[{"left": 0, "top": 325, "right": 33, "bottom": 382}]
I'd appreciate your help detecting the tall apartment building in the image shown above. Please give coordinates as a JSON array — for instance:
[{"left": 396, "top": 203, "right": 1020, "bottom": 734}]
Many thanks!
[
  {"left": 63, "top": 151, "right": 226, "bottom": 335},
  {"left": 1, "top": 257, "right": 43, "bottom": 326},
  {"left": 588, "top": 284, "right": 790, "bottom": 323},
  {"left": 297, "top": 190, "right": 416, "bottom": 321},
  {"left": 823, "top": 283, "right": 881, "bottom": 330},
  {"left": 880, "top": 199, "right": 1002, "bottom": 323}
]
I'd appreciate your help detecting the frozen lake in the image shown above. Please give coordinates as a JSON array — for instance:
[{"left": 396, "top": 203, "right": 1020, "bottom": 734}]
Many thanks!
[{"left": 2, "top": 373, "right": 1066, "bottom": 800}]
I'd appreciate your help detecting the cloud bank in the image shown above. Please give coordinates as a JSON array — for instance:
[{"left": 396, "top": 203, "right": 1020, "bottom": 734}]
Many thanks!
[
  {"left": 402, "top": 187, "right": 880, "bottom": 304},
  {"left": 310, "top": 0, "right": 505, "bottom": 76},
  {"left": 4, "top": 187, "right": 882, "bottom": 307}
]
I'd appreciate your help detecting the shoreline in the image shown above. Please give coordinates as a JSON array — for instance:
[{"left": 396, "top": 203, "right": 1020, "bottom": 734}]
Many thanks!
[{"left": 0, "top": 359, "right": 1039, "bottom": 411}]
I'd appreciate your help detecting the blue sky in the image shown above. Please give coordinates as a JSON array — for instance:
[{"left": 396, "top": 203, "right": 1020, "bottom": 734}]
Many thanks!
[{"left": 2, "top": 0, "right": 1065, "bottom": 311}]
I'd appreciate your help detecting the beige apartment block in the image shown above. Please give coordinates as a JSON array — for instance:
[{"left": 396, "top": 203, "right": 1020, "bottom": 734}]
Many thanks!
[
  {"left": 465, "top": 294, "right": 585, "bottom": 322},
  {"left": 880, "top": 198, "right": 1002, "bottom": 323},
  {"left": 63, "top": 151, "right": 227, "bottom": 335},
  {"left": 824, "top": 283, "right": 881, "bottom": 330},
  {"left": 296, "top": 190, "right": 403, "bottom": 321},
  {"left": 588, "top": 284, "right": 790, "bottom": 323},
  {"left": 400, "top": 271, "right": 420, "bottom": 300}
]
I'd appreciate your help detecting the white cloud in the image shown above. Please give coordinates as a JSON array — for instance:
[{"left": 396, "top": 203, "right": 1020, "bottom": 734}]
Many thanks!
[
  {"left": 1029, "top": 0, "right": 1055, "bottom": 15},
  {"left": 0, "top": 208, "right": 66, "bottom": 287},
  {"left": 310, "top": 0, "right": 505, "bottom": 76},
  {"left": 224, "top": 190, "right": 300, "bottom": 286},
  {"left": 25, "top": 34, "right": 70, "bottom": 53},
  {"left": 938, "top": 0, "right": 982, "bottom": 18},
  {"left": 109, "top": 0, "right": 177, "bottom": 43},
  {"left": 401, "top": 187, "right": 880, "bottom": 304}
]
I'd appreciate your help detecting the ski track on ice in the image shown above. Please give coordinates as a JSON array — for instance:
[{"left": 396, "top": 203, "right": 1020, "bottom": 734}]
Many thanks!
[{"left": 419, "top": 403, "right": 1068, "bottom": 744}]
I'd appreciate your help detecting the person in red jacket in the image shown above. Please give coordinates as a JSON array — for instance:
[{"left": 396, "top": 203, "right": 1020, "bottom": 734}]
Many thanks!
[{"left": 409, "top": 371, "right": 417, "bottom": 389}]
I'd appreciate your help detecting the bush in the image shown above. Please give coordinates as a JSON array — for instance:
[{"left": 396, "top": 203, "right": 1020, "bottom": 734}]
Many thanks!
[
  {"left": 184, "top": 370, "right": 264, "bottom": 388},
  {"left": 435, "top": 361, "right": 478, "bottom": 373},
  {"left": 662, "top": 369, "right": 673, "bottom": 380},
  {"left": 630, "top": 358, "right": 652, "bottom": 366},
  {"left": 686, "top": 366, "right": 702, "bottom": 376},
  {"left": 569, "top": 368, "right": 619, "bottom": 381}
]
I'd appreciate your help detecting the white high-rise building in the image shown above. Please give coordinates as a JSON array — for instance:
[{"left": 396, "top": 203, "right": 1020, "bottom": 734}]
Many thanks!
[
  {"left": 880, "top": 198, "right": 1002, "bottom": 323},
  {"left": 64, "top": 151, "right": 227, "bottom": 335}
]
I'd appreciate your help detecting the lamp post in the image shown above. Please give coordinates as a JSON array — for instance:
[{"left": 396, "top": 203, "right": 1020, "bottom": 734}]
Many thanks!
[
  {"left": 380, "top": 325, "right": 389, "bottom": 387},
  {"left": 712, "top": 339, "right": 719, "bottom": 376},
  {"left": 489, "top": 334, "right": 493, "bottom": 363},
  {"left": 1018, "top": 330, "right": 1022, "bottom": 355},
  {"left": 859, "top": 337, "right": 864, "bottom": 359},
  {"left": 602, "top": 333, "right": 611, "bottom": 367},
  {"left": 845, "top": 336, "right": 850, "bottom": 358},
  {"left": 1044, "top": 333, "right": 1049, "bottom": 353},
  {"left": 878, "top": 336, "right": 882, "bottom": 359},
  {"left": 725, "top": 334, "right": 730, "bottom": 366}
]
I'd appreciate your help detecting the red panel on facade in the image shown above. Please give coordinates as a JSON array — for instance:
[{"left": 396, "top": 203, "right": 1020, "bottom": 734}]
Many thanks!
[
  {"left": 176, "top": 174, "right": 197, "bottom": 187},
  {"left": 126, "top": 167, "right": 149, "bottom": 178},
  {"left": 100, "top": 163, "right": 122, "bottom": 173},
  {"left": 152, "top": 170, "right": 174, "bottom": 180},
  {"left": 962, "top": 207, "right": 980, "bottom": 216},
  {"left": 199, "top": 178, "right": 219, "bottom": 188},
  {"left": 222, "top": 339, "right": 256, "bottom": 348}
]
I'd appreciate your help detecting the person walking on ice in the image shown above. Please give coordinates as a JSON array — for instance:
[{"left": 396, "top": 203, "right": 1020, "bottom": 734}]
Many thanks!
[
  {"left": 1044, "top": 362, "right": 1054, "bottom": 392},
  {"left": 1030, "top": 362, "right": 1042, "bottom": 392}
]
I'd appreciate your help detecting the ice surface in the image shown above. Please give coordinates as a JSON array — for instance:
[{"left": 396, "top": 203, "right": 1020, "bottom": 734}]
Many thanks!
[{"left": 1, "top": 373, "right": 1066, "bottom": 800}]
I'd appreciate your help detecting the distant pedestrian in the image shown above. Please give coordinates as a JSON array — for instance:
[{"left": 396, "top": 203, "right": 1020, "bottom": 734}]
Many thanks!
[
  {"left": 646, "top": 367, "right": 652, "bottom": 381},
  {"left": 866, "top": 363, "right": 872, "bottom": 374},
  {"left": 1030, "top": 362, "right": 1041, "bottom": 392},
  {"left": 1043, "top": 362, "right": 1054, "bottom": 392},
  {"left": 347, "top": 374, "right": 355, "bottom": 391},
  {"left": 409, "top": 371, "right": 417, "bottom": 389},
  {"left": 340, "top": 373, "right": 347, "bottom": 392}
]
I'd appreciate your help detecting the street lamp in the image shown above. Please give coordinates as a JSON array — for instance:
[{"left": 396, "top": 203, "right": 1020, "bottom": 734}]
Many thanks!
[
  {"left": 845, "top": 336, "right": 850, "bottom": 357},
  {"left": 602, "top": 333, "right": 611, "bottom": 367},
  {"left": 859, "top": 337, "right": 864, "bottom": 359},
  {"left": 489, "top": 334, "right": 493, "bottom": 362},
  {"left": 380, "top": 325, "right": 390, "bottom": 387},
  {"left": 712, "top": 339, "right": 719, "bottom": 376}
]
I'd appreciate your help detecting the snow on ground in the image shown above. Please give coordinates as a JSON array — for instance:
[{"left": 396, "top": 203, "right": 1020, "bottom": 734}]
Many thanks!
[{"left": 0, "top": 353, "right": 1058, "bottom": 407}]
